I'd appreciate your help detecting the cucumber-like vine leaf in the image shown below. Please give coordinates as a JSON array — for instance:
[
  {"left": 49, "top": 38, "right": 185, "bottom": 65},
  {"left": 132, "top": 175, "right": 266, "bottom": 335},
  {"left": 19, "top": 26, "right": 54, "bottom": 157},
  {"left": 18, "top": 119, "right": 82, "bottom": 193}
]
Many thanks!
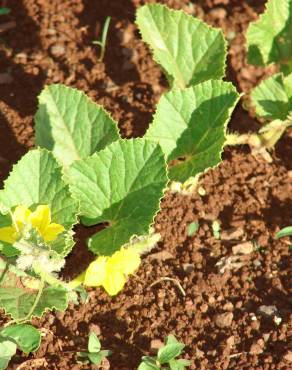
[
  {"left": 1, "top": 324, "right": 41, "bottom": 353},
  {"left": 136, "top": 4, "right": 226, "bottom": 89},
  {"left": 35, "top": 84, "right": 120, "bottom": 167},
  {"left": 67, "top": 139, "right": 168, "bottom": 256},
  {"left": 0, "top": 148, "right": 78, "bottom": 256},
  {"left": 246, "top": 0, "right": 292, "bottom": 74},
  {"left": 145, "top": 80, "right": 239, "bottom": 182},
  {"left": 0, "top": 338, "right": 16, "bottom": 370},
  {"left": 251, "top": 73, "right": 292, "bottom": 120},
  {"left": 0, "top": 285, "right": 68, "bottom": 320}
]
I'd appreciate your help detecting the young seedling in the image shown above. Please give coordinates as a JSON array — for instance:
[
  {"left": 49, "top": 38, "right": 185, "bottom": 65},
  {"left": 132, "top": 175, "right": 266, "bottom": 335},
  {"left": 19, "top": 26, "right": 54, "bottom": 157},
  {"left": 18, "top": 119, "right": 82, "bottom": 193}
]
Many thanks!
[
  {"left": 92, "top": 16, "right": 111, "bottom": 62},
  {"left": 212, "top": 220, "right": 221, "bottom": 240},
  {"left": 0, "top": 324, "right": 41, "bottom": 370},
  {"left": 77, "top": 332, "right": 111, "bottom": 366},
  {"left": 187, "top": 222, "right": 199, "bottom": 237},
  {"left": 0, "top": 8, "right": 10, "bottom": 16},
  {"left": 138, "top": 335, "right": 191, "bottom": 370},
  {"left": 275, "top": 226, "right": 292, "bottom": 239},
  {"left": 227, "top": 0, "right": 292, "bottom": 161}
]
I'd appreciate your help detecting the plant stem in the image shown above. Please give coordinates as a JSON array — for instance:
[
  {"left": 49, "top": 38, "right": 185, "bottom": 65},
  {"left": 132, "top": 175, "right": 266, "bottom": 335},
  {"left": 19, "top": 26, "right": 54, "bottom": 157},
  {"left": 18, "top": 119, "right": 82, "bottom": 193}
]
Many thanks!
[
  {"left": 92, "top": 16, "right": 111, "bottom": 62},
  {"left": 5, "top": 274, "right": 45, "bottom": 327}
]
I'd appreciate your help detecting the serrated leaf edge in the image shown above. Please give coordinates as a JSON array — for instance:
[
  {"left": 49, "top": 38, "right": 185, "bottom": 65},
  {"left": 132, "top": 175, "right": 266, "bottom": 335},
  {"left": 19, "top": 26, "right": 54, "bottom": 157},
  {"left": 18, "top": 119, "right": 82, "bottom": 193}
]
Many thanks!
[
  {"left": 145, "top": 80, "right": 241, "bottom": 182},
  {"left": 135, "top": 3, "right": 227, "bottom": 88},
  {"left": 246, "top": 0, "right": 290, "bottom": 67},
  {"left": 0, "top": 147, "right": 79, "bottom": 256},
  {"left": 69, "top": 137, "right": 169, "bottom": 255},
  {"left": 0, "top": 285, "right": 69, "bottom": 321},
  {"left": 35, "top": 84, "right": 121, "bottom": 163}
]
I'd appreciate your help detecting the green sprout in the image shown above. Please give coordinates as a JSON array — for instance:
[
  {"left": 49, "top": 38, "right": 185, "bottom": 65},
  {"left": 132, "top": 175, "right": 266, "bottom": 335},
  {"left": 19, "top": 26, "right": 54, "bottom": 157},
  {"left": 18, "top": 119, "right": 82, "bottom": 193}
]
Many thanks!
[
  {"left": 212, "top": 220, "right": 221, "bottom": 240},
  {"left": 187, "top": 222, "right": 199, "bottom": 237},
  {"left": 227, "top": 0, "right": 292, "bottom": 161},
  {"left": 0, "top": 324, "right": 41, "bottom": 370},
  {"left": 0, "top": 8, "right": 10, "bottom": 16},
  {"left": 77, "top": 332, "right": 111, "bottom": 366},
  {"left": 92, "top": 16, "right": 111, "bottom": 62},
  {"left": 275, "top": 226, "right": 292, "bottom": 239},
  {"left": 138, "top": 335, "right": 191, "bottom": 370}
]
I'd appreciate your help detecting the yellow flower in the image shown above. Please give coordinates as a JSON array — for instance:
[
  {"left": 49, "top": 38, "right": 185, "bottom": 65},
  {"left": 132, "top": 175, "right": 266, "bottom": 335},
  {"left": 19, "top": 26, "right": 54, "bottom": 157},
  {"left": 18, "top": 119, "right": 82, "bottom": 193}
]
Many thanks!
[
  {"left": 84, "top": 248, "right": 141, "bottom": 296},
  {"left": 0, "top": 205, "right": 64, "bottom": 244}
]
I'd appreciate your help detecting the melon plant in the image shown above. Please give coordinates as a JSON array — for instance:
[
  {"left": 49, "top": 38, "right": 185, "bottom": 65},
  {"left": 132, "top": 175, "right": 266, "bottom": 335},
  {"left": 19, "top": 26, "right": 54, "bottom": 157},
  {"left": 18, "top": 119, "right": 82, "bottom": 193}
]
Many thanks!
[
  {"left": 0, "top": 4, "right": 240, "bottom": 368},
  {"left": 228, "top": 0, "right": 292, "bottom": 160}
]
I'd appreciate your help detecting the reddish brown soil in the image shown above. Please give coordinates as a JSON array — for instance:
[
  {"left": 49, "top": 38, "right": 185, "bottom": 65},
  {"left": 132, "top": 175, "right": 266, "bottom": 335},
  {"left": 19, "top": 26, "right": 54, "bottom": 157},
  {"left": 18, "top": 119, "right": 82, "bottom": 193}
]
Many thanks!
[{"left": 0, "top": 0, "right": 291, "bottom": 369}]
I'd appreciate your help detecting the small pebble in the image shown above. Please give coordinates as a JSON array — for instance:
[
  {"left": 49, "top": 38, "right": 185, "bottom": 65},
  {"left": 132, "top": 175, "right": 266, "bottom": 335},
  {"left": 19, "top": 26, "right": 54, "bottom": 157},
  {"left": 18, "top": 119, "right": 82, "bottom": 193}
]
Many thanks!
[
  {"left": 284, "top": 351, "right": 292, "bottom": 363},
  {"left": 257, "top": 305, "right": 279, "bottom": 318},
  {"left": 214, "top": 312, "right": 233, "bottom": 328},
  {"left": 232, "top": 242, "right": 253, "bottom": 255},
  {"left": 182, "top": 263, "right": 195, "bottom": 273},
  {"left": 221, "top": 227, "right": 244, "bottom": 240},
  {"left": 51, "top": 44, "right": 65, "bottom": 57},
  {"left": 150, "top": 339, "right": 164, "bottom": 353}
]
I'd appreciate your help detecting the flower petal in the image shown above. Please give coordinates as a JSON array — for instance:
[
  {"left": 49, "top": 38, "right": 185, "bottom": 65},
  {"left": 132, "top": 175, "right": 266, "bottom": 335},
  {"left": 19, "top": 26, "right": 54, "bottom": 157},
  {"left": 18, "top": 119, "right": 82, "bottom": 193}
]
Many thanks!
[
  {"left": 29, "top": 205, "right": 51, "bottom": 236},
  {"left": 42, "top": 223, "right": 65, "bottom": 242},
  {"left": 0, "top": 226, "right": 17, "bottom": 244},
  {"left": 108, "top": 248, "right": 141, "bottom": 275},
  {"left": 13, "top": 205, "right": 31, "bottom": 230},
  {"left": 102, "top": 269, "right": 126, "bottom": 296},
  {"left": 84, "top": 257, "right": 107, "bottom": 286}
]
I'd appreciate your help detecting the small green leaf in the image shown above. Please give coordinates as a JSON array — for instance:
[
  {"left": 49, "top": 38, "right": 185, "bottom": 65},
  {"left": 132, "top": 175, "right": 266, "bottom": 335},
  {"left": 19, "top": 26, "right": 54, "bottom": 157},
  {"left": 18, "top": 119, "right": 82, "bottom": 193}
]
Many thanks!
[
  {"left": 169, "top": 358, "right": 191, "bottom": 370},
  {"left": 246, "top": 0, "right": 292, "bottom": 73},
  {"left": 145, "top": 80, "right": 239, "bottom": 182},
  {"left": 251, "top": 73, "right": 292, "bottom": 121},
  {"left": 0, "top": 338, "right": 16, "bottom": 370},
  {"left": 0, "top": 285, "right": 68, "bottom": 320},
  {"left": 35, "top": 84, "right": 120, "bottom": 167},
  {"left": 138, "top": 357, "right": 159, "bottom": 370},
  {"left": 99, "top": 349, "right": 111, "bottom": 357},
  {"left": 0, "top": 148, "right": 78, "bottom": 257},
  {"left": 88, "top": 332, "right": 101, "bottom": 353},
  {"left": 187, "top": 222, "right": 199, "bottom": 236},
  {"left": 0, "top": 8, "right": 10, "bottom": 16},
  {"left": 136, "top": 4, "right": 227, "bottom": 88},
  {"left": 67, "top": 139, "right": 168, "bottom": 256},
  {"left": 1, "top": 324, "right": 41, "bottom": 354},
  {"left": 166, "top": 335, "right": 181, "bottom": 346},
  {"left": 158, "top": 343, "right": 185, "bottom": 364},
  {"left": 275, "top": 226, "right": 292, "bottom": 239},
  {"left": 88, "top": 352, "right": 102, "bottom": 365},
  {"left": 212, "top": 220, "right": 221, "bottom": 240}
]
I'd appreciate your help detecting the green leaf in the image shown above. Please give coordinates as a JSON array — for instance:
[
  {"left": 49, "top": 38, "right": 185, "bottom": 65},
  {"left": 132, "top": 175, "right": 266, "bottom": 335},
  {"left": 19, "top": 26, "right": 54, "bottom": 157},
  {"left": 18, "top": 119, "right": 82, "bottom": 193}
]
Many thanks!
[
  {"left": 136, "top": 4, "right": 226, "bottom": 89},
  {"left": 88, "top": 332, "right": 101, "bottom": 353},
  {"left": 88, "top": 352, "right": 102, "bottom": 365},
  {"left": 138, "top": 357, "right": 159, "bottom": 370},
  {"left": 35, "top": 84, "right": 120, "bottom": 167},
  {"left": 145, "top": 80, "right": 239, "bottom": 182},
  {"left": 0, "top": 285, "right": 68, "bottom": 320},
  {"left": 99, "top": 349, "right": 111, "bottom": 358},
  {"left": 251, "top": 73, "right": 292, "bottom": 121},
  {"left": 169, "top": 358, "right": 191, "bottom": 370},
  {"left": 0, "top": 338, "right": 16, "bottom": 370},
  {"left": 67, "top": 139, "right": 168, "bottom": 256},
  {"left": 0, "top": 148, "right": 78, "bottom": 256},
  {"left": 166, "top": 335, "right": 180, "bottom": 346},
  {"left": 0, "top": 8, "right": 10, "bottom": 16},
  {"left": 158, "top": 342, "right": 185, "bottom": 364},
  {"left": 1, "top": 324, "right": 41, "bottom": 353},
  {"left": 246, "top": 0, "right": 292, "bottom": 74},
  {"left": 187, "top": 222, "right": 199, "bottom": 236},
  {"left": 275, "top": 226, "right": 292, "bottom": 239}
]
